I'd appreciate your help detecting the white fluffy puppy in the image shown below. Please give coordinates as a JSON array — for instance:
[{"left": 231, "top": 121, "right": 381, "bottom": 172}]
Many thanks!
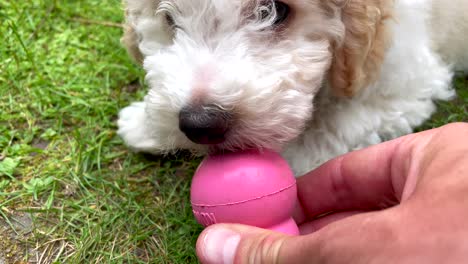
[{"left": 117, "top": 0, "right": 468, "bottom": 175}]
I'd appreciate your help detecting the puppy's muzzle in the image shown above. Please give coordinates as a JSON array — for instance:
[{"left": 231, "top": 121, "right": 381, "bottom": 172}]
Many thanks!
[{"left": 179, "top": 104, "right": 231, "bottom": 145}]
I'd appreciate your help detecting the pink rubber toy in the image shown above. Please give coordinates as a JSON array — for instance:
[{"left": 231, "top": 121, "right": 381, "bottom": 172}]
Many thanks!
[{"left": 190, "top": 150, "right": 299, "bottom": 235}]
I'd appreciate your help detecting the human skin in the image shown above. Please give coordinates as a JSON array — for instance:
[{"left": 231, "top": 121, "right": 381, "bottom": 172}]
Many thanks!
[{"left": 196, "top": 122, "right": 468, "bottom": 264}]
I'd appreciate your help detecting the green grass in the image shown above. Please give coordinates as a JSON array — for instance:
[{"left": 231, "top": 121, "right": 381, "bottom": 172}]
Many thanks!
[
  {"left": 0, "top": 0, "right": 467, "bottom": 263},
  {"left": 1, "top": 0, "right": 202, "bottom": 263}
]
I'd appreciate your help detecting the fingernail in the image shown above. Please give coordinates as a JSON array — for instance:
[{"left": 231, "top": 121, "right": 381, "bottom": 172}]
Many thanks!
[{"left": 201, "top": 226, "right": 241, "bottom": 264}]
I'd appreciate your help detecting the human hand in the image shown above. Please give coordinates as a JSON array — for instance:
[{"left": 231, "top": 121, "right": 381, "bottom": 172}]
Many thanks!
[{"left": 196, "top": 123, "right": 468, "bottom": 264}]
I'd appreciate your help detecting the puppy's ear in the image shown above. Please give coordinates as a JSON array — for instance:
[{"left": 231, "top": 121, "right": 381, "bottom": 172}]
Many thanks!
[
  {"left": 121, "top": 0, "right": 165, "bottom": 64},
  {"left": 328, "top": 0, "right": 393, "bottom": 97},
  {"left": 122, "top": 15, "right": 144, "bottom": 64}
]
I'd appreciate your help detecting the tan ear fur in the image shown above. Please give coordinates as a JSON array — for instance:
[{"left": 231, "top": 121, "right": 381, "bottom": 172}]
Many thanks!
[
  {"left": 122, "top": 18, "right": 144, "bottom": 64},
  {"left": 328, "top": 0, "right": 394, "bottom": 97},
  {"left": 120, "top": 0, "right": 143, "bottom": 64},
  {"left": 121, "top": 0, "right": 157, "bottom": 64}
]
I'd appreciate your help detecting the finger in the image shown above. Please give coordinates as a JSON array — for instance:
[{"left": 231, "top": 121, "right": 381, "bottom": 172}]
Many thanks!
[
  {"left": 196, "top": 223, "right": 319, "bottom": 264},
  {"left": 196, "top": 212, "right": 393, "bottom": 264},
  {"left": 299, "top": 211, "right": 365, "bottom": 235},
  {"left": 297, "top": 128, "right": 438, "bottom": 221}
]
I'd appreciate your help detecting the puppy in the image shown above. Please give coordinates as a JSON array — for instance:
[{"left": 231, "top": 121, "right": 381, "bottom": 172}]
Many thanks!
[{"left": 117, "top": 0, "right": 468, "bottom": 176}]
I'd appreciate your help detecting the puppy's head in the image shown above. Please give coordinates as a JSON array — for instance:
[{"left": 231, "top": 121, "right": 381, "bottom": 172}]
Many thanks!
[{"left": 122, "top": 0, "right": 392, "bottom": 153}]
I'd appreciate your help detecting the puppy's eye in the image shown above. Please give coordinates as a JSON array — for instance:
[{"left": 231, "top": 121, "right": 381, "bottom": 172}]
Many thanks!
[
  {"left": 272, "top": 1, "right": 290, "bottom": 26},
  {"left": 165, "top": 13, "right": 176, "bottom": 28},
  {"left": 259, "top": 1, "right": 290, "bottom": 26}
]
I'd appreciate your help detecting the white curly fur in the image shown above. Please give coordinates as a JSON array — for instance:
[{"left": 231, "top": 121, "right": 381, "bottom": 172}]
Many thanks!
[{"left": 118, "top": 0, "right": 468, "bottom": 176}]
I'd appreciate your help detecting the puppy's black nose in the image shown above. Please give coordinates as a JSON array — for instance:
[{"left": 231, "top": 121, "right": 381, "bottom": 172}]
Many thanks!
[{"left": 179, "top": 104, "right": 231, "bottom": 145}]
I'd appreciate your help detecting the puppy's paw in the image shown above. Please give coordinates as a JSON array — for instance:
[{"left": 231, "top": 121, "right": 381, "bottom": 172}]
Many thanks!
[{"left": 117, "top": 102, "right": 158, "bottom": 152}]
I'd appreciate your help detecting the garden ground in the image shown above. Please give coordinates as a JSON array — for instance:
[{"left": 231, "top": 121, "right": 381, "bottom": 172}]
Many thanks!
[{"left": 1, "top": 0, "right": 467, "bottom": 263}]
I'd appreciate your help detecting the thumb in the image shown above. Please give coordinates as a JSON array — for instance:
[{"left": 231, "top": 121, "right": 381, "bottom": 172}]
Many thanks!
[{"left": 196, "top": 224, "right": 321, "bottom": 264}]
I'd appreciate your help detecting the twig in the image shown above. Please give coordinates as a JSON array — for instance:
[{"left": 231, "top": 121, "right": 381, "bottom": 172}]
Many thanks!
[
  {"left": 37, "top": 242, "right": 50, "bottom": 264},
  {"left": 40, "top": 237, "right": 68, "bottom": 247},
  {"left": 110, "top": 236, "right": 118, "bottom": 260},
  {"left": 71, "top": 17, "right": 123, "bottom": 28},
  {"left": 35, "top": 238, "right": 69, "bottom": 264}
]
